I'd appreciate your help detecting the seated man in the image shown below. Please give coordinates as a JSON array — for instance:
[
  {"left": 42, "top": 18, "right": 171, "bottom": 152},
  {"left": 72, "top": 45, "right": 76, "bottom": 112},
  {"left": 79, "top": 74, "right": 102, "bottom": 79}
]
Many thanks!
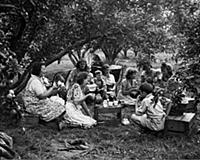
[
  {"left": 94, "top": 70, "right": 107, "bottom": 99},
  {"left": 131, "top": 83, "right": 166, "bottom": 131},
  {"left": 102, "top": 64, "right": 116, "bottom": 96}
]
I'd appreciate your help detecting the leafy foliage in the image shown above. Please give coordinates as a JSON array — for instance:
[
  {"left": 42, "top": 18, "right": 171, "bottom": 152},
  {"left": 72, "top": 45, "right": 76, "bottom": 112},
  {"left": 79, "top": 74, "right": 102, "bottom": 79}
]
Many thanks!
[
  {"left": 0, "top": 0, "right": 48, "bottom": 97},
  {"left": 0, "top": 0, "right": 200, "bottom": 96},
  {"left": 169, "top": 1, "right": 200, "bottom": 92}
]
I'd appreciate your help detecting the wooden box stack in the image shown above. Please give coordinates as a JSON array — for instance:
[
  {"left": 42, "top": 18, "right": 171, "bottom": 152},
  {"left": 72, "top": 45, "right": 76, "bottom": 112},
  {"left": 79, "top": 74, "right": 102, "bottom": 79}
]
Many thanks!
[{"left": 164, "top": 113, "right": 196, "bottom": 136}]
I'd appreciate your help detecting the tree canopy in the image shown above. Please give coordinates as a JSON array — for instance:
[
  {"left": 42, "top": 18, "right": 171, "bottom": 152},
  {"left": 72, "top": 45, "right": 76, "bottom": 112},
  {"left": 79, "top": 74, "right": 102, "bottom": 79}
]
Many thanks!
[{"left": 0, "top": 0, "right": 200, "bottom": 96}]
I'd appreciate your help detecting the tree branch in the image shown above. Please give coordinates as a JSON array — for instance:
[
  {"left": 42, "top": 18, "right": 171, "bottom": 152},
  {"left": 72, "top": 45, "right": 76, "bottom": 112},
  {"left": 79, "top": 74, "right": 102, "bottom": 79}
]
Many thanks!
[
  {"left": 0, "top": 4, "right": 27, "bottom": 45},
  {"left": 68, "top": 51, "right": 79, "bottom": 66},
  {"left": 45, "top": 36, "right": 101, "bottom": 66}
]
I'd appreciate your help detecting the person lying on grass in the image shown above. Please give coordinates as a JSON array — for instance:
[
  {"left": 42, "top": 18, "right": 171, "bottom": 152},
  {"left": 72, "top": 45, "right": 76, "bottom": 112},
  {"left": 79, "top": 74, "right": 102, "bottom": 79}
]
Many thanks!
[{"left": 131, "top": 83, "right": 166, "bottom": 131}]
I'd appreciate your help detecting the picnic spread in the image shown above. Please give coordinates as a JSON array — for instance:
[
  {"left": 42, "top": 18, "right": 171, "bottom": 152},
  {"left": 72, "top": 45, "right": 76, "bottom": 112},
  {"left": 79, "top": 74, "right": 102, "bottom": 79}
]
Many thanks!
[
  {"left": 1, "top": 61, "right": 200, "bottom": 159},
  {"left": 2, "top": 61, "right": 200, "bottom": 133}
]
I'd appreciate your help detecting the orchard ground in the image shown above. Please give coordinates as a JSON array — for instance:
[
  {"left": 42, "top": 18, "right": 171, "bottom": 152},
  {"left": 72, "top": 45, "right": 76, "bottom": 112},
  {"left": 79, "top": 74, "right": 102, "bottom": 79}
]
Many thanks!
[{"left": 1, "top": 54, "right": 200, "bottom": 160}]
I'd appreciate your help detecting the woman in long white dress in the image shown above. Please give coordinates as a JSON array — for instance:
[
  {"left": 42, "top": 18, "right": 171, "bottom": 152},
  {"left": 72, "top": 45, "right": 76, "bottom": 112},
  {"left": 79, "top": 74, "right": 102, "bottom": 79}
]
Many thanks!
[{"left": 62, "top": 71, "right": 97, "bottom": 128}]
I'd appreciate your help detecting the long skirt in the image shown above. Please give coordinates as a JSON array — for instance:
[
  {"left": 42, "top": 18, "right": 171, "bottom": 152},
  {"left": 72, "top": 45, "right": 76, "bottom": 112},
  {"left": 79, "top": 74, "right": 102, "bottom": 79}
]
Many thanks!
[
  {"left": 23, "top": 92, "right": 66, "bottom": 122},
  {"left": 63, "top": 102, "right": 97, "bottom": 128}
]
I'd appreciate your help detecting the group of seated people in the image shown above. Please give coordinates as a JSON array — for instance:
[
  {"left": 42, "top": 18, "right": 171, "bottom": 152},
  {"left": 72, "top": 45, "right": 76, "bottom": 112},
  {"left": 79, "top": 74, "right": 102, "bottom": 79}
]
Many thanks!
[
  {"left": 23, "top": 61, "right": 97, "bottom": 130},
  {"left": 117, "top": 64, "right": 172, "bottom": 131},
  {"left": 66, "top": 59, "right": 116, "bottom": 95},
  {"left": 22, "top": 59, "right": 118, "bottom": 130},
  {"left": 22, "top": 58, "right": 173, "bottom": 132}
]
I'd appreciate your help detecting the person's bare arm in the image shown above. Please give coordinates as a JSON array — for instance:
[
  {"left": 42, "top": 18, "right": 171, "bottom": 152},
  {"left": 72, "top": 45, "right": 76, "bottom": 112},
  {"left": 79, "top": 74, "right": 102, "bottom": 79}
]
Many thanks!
[
  {"left": 73, "top": 93, "right": 93, "bottom": 105},
  {"left": 82, "top": 101, "right": 92, "bottom": 117},
  {"left": 122, "top": 85, "right": 138, "bottom": 95},
  {"left": 75, "top": 93, "right": 94, "bottom": 117},
  {"left": 37, "top": 86, "right": 58, "bottom": 99},
  {"left": 135, "top": 97, "right": 147, "bottom": 116}
]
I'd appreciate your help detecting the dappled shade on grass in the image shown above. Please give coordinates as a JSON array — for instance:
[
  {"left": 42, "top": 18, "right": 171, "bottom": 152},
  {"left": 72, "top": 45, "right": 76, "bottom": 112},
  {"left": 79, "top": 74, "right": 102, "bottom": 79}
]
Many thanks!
[{"left": 1, "top": 106, "right": 200, "bottom": 159}]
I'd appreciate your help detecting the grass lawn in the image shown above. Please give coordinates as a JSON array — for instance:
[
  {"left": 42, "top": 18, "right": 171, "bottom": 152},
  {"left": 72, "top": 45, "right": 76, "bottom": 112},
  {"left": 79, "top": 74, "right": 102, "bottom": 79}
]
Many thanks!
[
  {"left": 1, "top": 55, "right": 200, "bottom": 160},
  {"left": 2, "top": 114, "right": 200, "bottom": 160}
]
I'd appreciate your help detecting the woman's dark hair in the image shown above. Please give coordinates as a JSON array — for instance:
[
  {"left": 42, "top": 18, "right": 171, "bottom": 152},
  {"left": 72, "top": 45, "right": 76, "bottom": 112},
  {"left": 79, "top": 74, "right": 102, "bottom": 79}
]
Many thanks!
[
  {"left": 76, "top": 72, "right": 88, "bottom": 85},
  {"left": 142, "top": 64, "right": 150, "bottom": 71},
  {"left": 146, "top": 76, "right": 153, "bottom": 84},
  {"left": 31, "top": 62, "right": 45, "bottom": 76},
  {"left": 76, "top": 59, "right": 88, "bottom": 71},
  {"left": 125, "top": 69, "right": 137, "bottom": 79},
  {"left": 93, "top": 54, "right": 101, "bottom": 62},
  {"left": 139, "top": 82, "right": 153, "bottom": 94},
  {"left": 161, "top": 62, "right": 173, "bottom": 81},
  {"left": 53, "top": 73, "right": 65, "bottom": 83},
  {"left": 161, "top": 62, "right": 167, "bottom": 68}
]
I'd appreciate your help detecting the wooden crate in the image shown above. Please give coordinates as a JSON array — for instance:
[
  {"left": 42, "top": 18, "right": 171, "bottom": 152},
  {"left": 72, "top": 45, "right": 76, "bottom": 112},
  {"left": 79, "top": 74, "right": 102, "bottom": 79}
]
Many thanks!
[
  {"left": 22, "top": 114, "right": 39, "bottom": 127},
  {"left": 94, "top": 104, "right": 123, "bottom": 122},
  {"left": 164, "top": 113, "right": 196, "bottom": 136},
  {"left": 185, "top": 100, "right": 198, "bottom": 113}
]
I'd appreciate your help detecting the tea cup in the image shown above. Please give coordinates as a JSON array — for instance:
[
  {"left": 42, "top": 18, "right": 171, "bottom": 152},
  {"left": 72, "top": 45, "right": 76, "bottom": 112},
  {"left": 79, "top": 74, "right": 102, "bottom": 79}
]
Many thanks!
[
  {"left": 113, "top": 100, "right": 118, "bottom": 106},
  {"left": 108, "top": 101, "right": 113, "bottom": 107}
]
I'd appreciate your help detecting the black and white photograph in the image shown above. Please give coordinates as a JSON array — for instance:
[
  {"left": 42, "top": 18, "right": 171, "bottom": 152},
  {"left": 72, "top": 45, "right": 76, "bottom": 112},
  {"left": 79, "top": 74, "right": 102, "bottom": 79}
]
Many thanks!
[{"left": 0, "top": 0, "right": 200, "bottom": 159}]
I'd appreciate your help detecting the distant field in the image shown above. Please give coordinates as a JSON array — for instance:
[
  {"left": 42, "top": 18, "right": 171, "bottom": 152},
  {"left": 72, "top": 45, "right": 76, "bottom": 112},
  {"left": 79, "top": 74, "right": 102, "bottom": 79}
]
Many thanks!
[
  {"left": 45, "top": 55, "right": 74, "bottom": 80},
  {"left": 46, "top": 55, "right": 74, "bottom": 73}
]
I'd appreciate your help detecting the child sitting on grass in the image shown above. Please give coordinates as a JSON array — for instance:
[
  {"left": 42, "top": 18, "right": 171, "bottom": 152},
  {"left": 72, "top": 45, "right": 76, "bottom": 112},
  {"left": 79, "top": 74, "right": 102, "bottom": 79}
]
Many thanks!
[{"left": 131, "top": 83, "right": 166, "bottom": 131}]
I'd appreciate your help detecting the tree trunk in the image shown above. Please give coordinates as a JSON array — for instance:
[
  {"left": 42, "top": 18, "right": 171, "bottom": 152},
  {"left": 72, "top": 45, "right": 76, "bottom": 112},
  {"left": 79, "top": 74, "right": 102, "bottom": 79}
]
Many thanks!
[{"left": 123, "top": 49, "right": 128, "bottom": 58}]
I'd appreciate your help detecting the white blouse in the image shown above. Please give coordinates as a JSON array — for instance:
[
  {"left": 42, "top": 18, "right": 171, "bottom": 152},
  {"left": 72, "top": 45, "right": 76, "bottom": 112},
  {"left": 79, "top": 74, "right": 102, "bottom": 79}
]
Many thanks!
[{"left": 26, "top": 75, "right": 47, "bottom": 96}]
